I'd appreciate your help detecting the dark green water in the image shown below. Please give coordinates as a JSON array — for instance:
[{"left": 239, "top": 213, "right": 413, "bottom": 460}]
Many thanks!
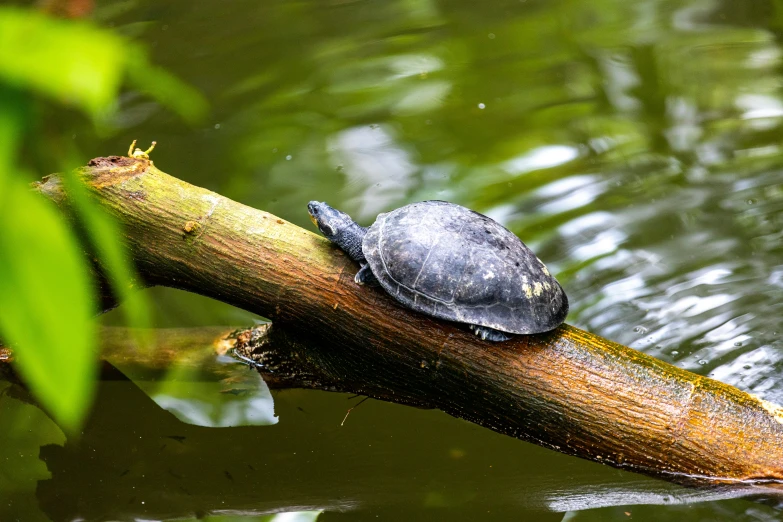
[{"left": 4, "top": 0, "right": 783, "bottom": 519}]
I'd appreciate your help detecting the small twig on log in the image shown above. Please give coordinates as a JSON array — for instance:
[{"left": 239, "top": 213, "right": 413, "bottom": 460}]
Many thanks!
[{"left": 341, "top": 396, "right": 370, "bottom": 426}]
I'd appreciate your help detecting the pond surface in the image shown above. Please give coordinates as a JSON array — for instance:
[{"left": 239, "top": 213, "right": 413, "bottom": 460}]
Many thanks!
[{"left": 4, "top": 0, "right": 783, "bottom": 519}]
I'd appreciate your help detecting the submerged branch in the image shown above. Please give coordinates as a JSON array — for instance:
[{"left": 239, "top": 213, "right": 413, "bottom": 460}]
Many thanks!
[{"left": 30, "top": 155, "right": 783, "bottom": 487}]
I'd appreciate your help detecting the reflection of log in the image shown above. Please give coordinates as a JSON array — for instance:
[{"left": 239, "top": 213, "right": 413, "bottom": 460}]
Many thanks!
[
  {"left": 33, "top": 156, "right": 783, "bottom": 486},
  {"left": 96, "top": 326, "right": 240, "bottom": 379},
  {"left": 33, "top": 362, "right": 780, "bottom": 522}
]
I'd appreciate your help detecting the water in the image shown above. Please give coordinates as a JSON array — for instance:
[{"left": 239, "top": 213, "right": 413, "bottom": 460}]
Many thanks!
[{"left": 4, "top": 0, "right": 783, "bottom": 519}]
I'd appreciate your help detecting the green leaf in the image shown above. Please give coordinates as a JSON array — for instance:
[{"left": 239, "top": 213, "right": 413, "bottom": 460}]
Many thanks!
[
  {"left": 0, "top": 7, "right": 126, "bottom": 116},
  {"left": 0, "top": 179, "right": 97, "bottom": 433},
  {"left": 61, "top": 168, "right": 153, "bottom": 339},
  {"left": 0, "top": 84, "right": 27, "bottom": 176}
]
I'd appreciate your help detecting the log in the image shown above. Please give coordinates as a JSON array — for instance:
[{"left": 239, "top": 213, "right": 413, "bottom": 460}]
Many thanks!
[{"left": 33, "top": 155, "right": 783, "bottom": 487}]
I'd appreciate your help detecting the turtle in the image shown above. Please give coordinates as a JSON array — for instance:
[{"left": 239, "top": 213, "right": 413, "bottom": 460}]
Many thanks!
[{"left": 307, "top": 200, "right": 568, "bottom": 341}]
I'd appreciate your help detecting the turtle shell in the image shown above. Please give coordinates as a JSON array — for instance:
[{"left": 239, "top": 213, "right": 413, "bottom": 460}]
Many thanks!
[{"left": 362, "top": 201, "right": 568, "bottom": 334}]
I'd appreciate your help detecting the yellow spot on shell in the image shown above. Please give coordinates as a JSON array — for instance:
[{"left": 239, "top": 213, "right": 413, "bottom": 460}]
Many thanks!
[
  {"left": 533, "top": 282, "right": 543, "bottom": 296},
  {"left": 536, "top": 257, "right": 550, "bottom": 276},
  {"left": 523, "top": 284, "right": 533, "bottom": 298},
  {"left": 544, "top": 282, "right": 551, "bottom": 290}
]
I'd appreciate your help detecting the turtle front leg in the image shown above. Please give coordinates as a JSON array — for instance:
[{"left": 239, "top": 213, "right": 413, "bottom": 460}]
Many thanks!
[
  {"left": 469, "top": 325, "right": 511, "bottom": 342},
  {"left": 354, "top": 263, "right": 380, "bottom": 287}
]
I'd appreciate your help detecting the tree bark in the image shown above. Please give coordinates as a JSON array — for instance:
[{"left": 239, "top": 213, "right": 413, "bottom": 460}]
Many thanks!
[{"left": 33, "top": 155, "right": 783, "bottom": 487}]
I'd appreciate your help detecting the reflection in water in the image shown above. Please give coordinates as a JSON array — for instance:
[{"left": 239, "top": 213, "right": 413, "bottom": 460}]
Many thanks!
[
  {"left": 152, "top": 370, "right": 277, "bottom": 428},
  {"left": 550, "top": 481, "right": 778, "bottom": 513},
  {"left": 329, "top": 125, "right": 416, "bottom": 220},
  {"left": 535, "top": 175, "right": 605, "bottom": 216},
  {"left": 266, "top": 511, "right": 322, "bottom": 522},
  {"left": 19, "top": 380, "right": 783, "bottom": 521},
  {"left": 105, "top": 334, "right": 279, "bottom": 428},
  {"left": 502, "top": 145, "right": 581, "bottom": 175}
]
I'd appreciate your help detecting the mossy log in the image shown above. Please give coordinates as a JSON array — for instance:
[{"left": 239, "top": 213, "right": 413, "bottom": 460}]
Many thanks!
[{"left": 34, "top": 155, "right": 783, "bottom": 487}]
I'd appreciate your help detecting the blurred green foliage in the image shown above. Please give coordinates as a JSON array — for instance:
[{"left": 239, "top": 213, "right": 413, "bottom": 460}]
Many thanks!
[
  {"left": 0, "top": 8, "right": 124, "bottom": 116},
  {"left": 0, "top": 6, "right": 206, "bottom": 432}
]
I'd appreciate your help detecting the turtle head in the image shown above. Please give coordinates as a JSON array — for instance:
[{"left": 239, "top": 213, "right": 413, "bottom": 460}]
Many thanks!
[
  {"left": 307, "top": 201, "right": 349, "bottom": 241},
  {"left": 307, "top": 201, "right": 366, "bottom": 262}
]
